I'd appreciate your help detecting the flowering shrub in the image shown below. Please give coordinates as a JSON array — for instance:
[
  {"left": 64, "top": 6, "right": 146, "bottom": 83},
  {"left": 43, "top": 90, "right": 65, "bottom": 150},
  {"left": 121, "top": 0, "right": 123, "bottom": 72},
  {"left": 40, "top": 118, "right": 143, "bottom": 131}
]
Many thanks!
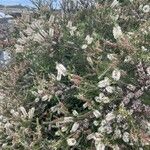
[{"left": 0, "top": 0, "right": 150, "bottom": 149}]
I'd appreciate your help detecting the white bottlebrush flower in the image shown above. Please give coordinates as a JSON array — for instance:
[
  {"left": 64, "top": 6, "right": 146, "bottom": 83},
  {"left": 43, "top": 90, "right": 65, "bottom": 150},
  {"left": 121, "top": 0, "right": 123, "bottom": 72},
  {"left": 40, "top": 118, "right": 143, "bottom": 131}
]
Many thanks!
[
  {"left": 93, "top": 120, "right": 99, "bottom": 126},
  {"left": 142, "top": 5, "right": 150, "bottom": 13},
  {"left": 95, "top": 93, "right": 103, "bottom": 102},
  {"left": 139, "top": 4, "right": 143, "bottom": 10},
  {"left": 93, "top": 110, "right": 101, "bottom": 118},
  {"left": 111, "top": 0, "right": 119, "bottom": 8},
  {"left": 19, "top": 106, "right": 28, "bottom": 118},
  {"left": 105, "top": 86, "right": 115, "bottom": 93},
  {"left": 129, "top": 0, "right": 133, "bottom": 2},
  {"left": 10, "top": 109, "right": 14, "bottom": 114},
  {"left": 49, "top": 28, "right": 54, "bottom": 37},
  {"left": 105, "top": 112, "right": 115, "bottom": 122},
  {"left": 28, "top": 107, "right": 35, "bottom": 119},
  {"left": 47, "top": 95, "right": 52, "bottom": 101},
  {"left": 35, "top": 97, "right": 40, "bottom": 102},
  {"left": 95, "top": 93, "right": 110, "bottom": 103},
  {"left": 10, "top": 109, "right": 19, "bottom": 118},
  {"left": 113, "top": 145, "right": 120, "bottom": 150},
  {"left": 70, "top": 26, "right": 77, "bottom": 36},
  {"left": 98, "top": 77, "right": 111, "bottom": 88},
  {"left": 56, "top": 63, "right": 67, "bottom": 81},
  {"left": 17, "top": 37, "right": 27, "bottom": 45},
  {"left": 4, "top": 122, "right": 13, "bottom": 129},
  {"left": 141, "top": 46, "right": 148, "bottom": 52},
  {"left": 110, "top": 14, "right": 119, "bottom": 21},
  {"left": 113, "top": 24, "right": 123, "bottom": 40},
  {"left": 101, "top": 119, "right": 107, "bottom": 126},
  {"left": 38, "top": 89, "right": 44, "bottom": 95},
  {"left": 87, "top": 133, "right": 95, "bottom": 140},
  {"left": 64, "top": 117, "right": 74, "bottom": 123},
  {"left": 76, "top": 31, "right": 81, "bottom": 36},
  {"left": 124, "top": 55, "right": 132, "bottom": 62},
  {"left": 83, "top": 102, "right": 88, "bottom": 109},
  {"left": 107, "top": 54, "right": 118, "bottom": 61},
  {"left": 2, "top": 143, "right": 8, "bottom": 149},
  {"left": 105, "top": 125, "right": 112, "bottom": 134},
  {"left": 0, "top": 115, "right": 4, "bottom": 122},
  {"left": 122, "top": 132, "right": 130, "bottom": 143},
  {"left": 112, "top": 68, "right": 121, "bottom": 81},
  {"left": 39, "top": 29, "right": 48, "bottom": 38},
  {"left": 72, "top": 110, "right": 79, "bottom": 116},
  {"left": 31, "top": 20, "right": 42, "bottom": 29},
  {"left": 102, "top": 97, "right": 110, "bottom": 104},
  {"left": 81, "top": 44, "right": 88, "bottom": 49},
  {"left": 67, "top": 138, "right": 76, "bottom": 146},
  {"left": 95, "top": 94, "right": 102, "bottom": 103},
  {"left": 55, "top": 131, "right": 61, "bottom": 136},
  {"left": 95, "top": 139, "right": 105, "bottom": 150},
  {"left": 147, "top": 122, "right": 150, "bottom": 131},
  {"left": 4, "top": 122, "right": 13, "bottom": 135},
  {"left": 98, "top": 126, "right": 106, "bottom": 133},
  {"left": 127, "top": 84, "right": 136, "bottom": 91},
  {"left": 51, "top": 105, "right": 59, "bottom": 113},
  {"left": 33, "top": 33, "right": 45, "bottom": 43},
  {"left": 31, "top": 91, "right": 38, "bottom": 96},
  {"left": 66, "top": 21, "right": 77, "bottom": 35},
  {"left": 127, "top": 32, "right": 134, "bottom": 39},
  {"left": 87, "top": 56, "right": 93, "bottom": 65},
  {"left": 0, "top": 92, "right": 5, "bottom": 100},
  {"left": 61, "top": 126, "right": 68, "bottom": 132},
  {"left": 134, "top": 89, "right": 143, "bottom": 98},
  {"left": 67, "top": 21, "right": 73, "bottom": 28},
  {"left": 70, "top": 122, "right": 79, "bottom": 132},
  {"left": 15, "top": 44, "right": 24, "bottom": 53},
  {"left": 114, "top": 129, "right": 122, "bottom": 138},
  {"left": 146, "top": 67, "right": 150, "bottom": 75},
  {"left": 42, "top": 95, "right": 49, "bottom": 101},
  {"left": 85, "top": 35, "right": 93, "bottom": 45},
  {"left": 49, "top": 15, "right": 55, "bottom": 24},
  {"left": 98, "top": 93, "right": 105, "bottom": 100},
  {"left": 122, "top": 123, "right": 129, "bottom": 130}
]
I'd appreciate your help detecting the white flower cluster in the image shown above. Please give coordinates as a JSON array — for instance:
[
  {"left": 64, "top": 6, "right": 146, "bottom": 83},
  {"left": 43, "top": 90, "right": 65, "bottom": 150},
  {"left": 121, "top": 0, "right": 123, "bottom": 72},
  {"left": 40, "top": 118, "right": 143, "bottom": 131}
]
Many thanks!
[
  {"left": 111, "top": 0, "right": 119, "bottom": 8},
  {"left": 82, "top": 35, "right": 93, "bottom": 49},
  {"left": 56, "top": 63, "right": 67, "bottom": 81},
  {"left": 95, "top": 93, "right": 110, "bottom": 103},
  {"left": 14, "top": 15, "right": 55, "bottom": 53},
  {"left": 2, "top": 2, "right": 149, "bottom": 149},
  {"left": 113, "top": 24, "right": 123, "bottom": 40},
  {"left": 98, "top": 77, "right": 115, "bottom": 94},
  {"left": 67, "top": 21, "right": 77, "bottom": 36},
  {"left": 141, "top": 5, "right": 150, "bottom": 13},
  {"left": 10, "top": 106, "right": 35, "bottom": 120},
  {"left": 112, "top": 68, "right": 121, "bottom": 81}
]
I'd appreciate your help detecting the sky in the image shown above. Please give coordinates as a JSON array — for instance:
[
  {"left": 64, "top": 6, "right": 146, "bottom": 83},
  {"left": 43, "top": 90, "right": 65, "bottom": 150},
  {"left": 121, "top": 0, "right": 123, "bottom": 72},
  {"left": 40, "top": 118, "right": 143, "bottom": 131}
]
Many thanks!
[
  {"left": 0, "top": 0, "right": 59, "bottom": 8},
  {"left": 0, "top": 0, "right": 33, "bottom": 6}
]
